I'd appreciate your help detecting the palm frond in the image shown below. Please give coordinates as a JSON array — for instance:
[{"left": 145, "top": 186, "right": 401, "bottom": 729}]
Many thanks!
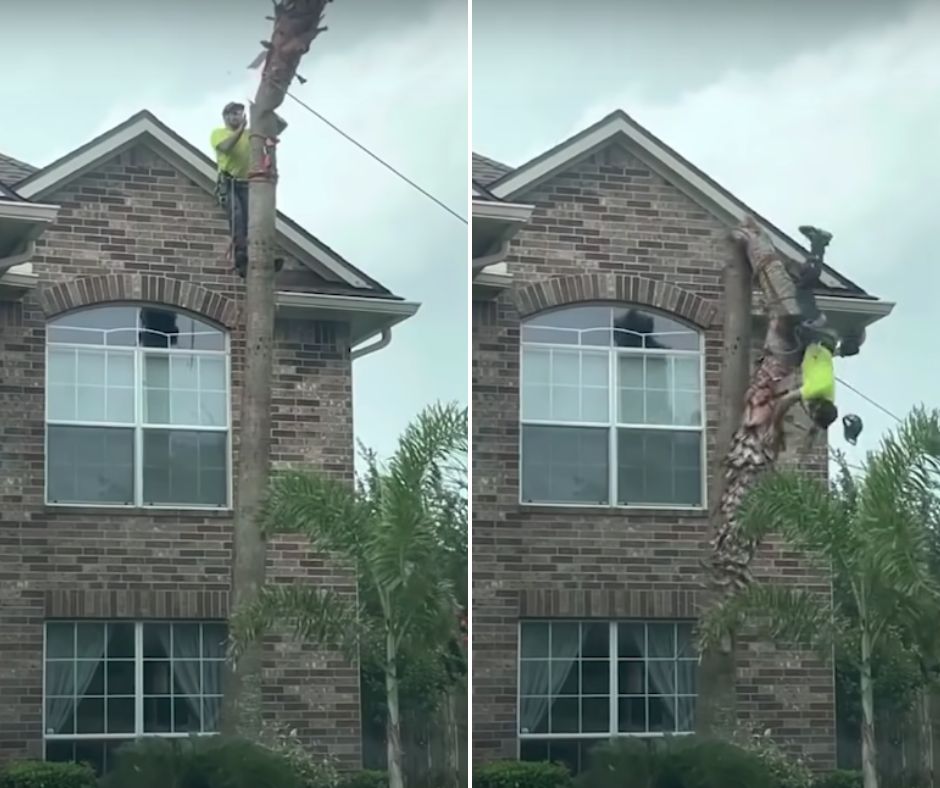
[
  {"left": 229, "top": 584, "right": 362, "bottom": 662},
  {"left": 698, "top": 583, "right": 844, "bottom": 659}
]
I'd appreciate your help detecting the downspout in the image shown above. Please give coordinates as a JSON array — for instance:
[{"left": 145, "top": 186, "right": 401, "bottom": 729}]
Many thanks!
[
  {"left": 350, "top": 328, "right": 391, "bottom": 361},
  {"left": 0, "top": 240, "right": 36, "bottom": 274},
  {"left": 471, "top": 239, "right": 511, "bottom": 273}
]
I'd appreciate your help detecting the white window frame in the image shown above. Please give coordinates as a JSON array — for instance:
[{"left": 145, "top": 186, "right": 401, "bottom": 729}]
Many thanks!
[
  {"left": 44, "top": 305, "right": 233, "bottom": 510},
  {"left": 515, "top": 619, "right": 697, "bottom": 761},
  {"left": 519, "top": 306, "right": 707, "bottom": 511},
  {"left": 41, "top": 620, "right": 225, "bottom": 758}
]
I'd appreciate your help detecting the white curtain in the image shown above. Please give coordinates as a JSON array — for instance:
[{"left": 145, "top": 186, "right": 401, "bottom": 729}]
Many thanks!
[
  {"left": 646, "top": 627, "right": 677, "bottom": 731},
  {"left": 157, "top": 626, "right": 202, "bottom": 725},
  {"left": 46, "top": 628, "right": 106, "bottom": 735},
  {"left": 520, "top": 626, "right": 582, "bottom": 734}
]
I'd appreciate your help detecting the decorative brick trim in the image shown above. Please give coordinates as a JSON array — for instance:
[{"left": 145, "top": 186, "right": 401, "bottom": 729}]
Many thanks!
[
  {"left": 44, "top": 589, "right": 229, "bottom": 620},
  {"left": 513, "top": 273, "right": 718, "bottom": 328},
  {"left": 37, "top": 274, "right": 239, "bottom": 328},
  {"left": 518, "top": 588, "right": 699, "bottom": 619}
]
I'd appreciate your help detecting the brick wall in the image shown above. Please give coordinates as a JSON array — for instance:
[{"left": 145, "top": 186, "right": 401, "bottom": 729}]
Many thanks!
[
  {"left": 0, "top": 143, "right": 361, "bottom": 765},
  {"left": 471, "top": 145, "right": 834, "bottom": 767}
]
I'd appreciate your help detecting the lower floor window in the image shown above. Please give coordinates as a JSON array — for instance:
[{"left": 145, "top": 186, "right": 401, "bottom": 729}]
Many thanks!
[
  {"left": 44, "top": 620, "right": 226, "bottom": 774},
  {"left": 518, "top": 620, "right": 697, "bottom": 774}
]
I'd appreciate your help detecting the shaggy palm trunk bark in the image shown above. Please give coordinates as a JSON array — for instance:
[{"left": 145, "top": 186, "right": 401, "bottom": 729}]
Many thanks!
[
  {"left": 386, "top": 632, "right": 405, "bottom": 788},
  {"left": 697, "top": 241, "right": 751, "bottom": 736},
  {"left": 223, "top": 0, "right": 335, "bottom": 736}
]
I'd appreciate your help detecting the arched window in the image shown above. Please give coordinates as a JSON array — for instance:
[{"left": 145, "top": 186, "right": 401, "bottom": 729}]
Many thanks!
[
  {"left": 45, "top": 305, "right": 230, "bottom": 507},
  {"left": 520, "top": 305, "right": 704, "bottom": 507}
]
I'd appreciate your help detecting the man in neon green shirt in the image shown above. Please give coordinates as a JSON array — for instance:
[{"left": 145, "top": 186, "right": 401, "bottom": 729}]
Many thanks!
[{"left": 211, "top": 102, "right": 250, "bottom": 276}]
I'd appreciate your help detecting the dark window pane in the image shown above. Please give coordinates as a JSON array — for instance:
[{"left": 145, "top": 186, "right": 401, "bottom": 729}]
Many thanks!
[
  {"left": 143, "top": 624, "right": 170, "bottom": 658},
  {"left": 48, "top": 306, "right": 139, "bottom": 346},
  {"left": 648, "top": 624, "right": 675, "bottom": 657},
  {"left": 45, "top": 739, "right": 75, "bottom": 762},
  {"left": 143, "top": 697, "right": 171, "bottom": 732},
  {"left": 550, "top": 697, "right": 579, "bottom": 733},
  {"left": 677, "top": 696, "right": 696, "bottom": 732},
  {"left": 618, "top": 660, "right": 646, "bottom": 695},
  {"left": 142, "top": 429, "right": 227, "bottom": 506},
  {"left": 617, "top": 429, "right": 702, "bottom": 506},
  {"left": 173, "top": 661, "right": 202, "bottom": 696},
  {"left": 203, "top": 696, "right": 223, "bottom": 732},
  {"left": 107, "top": 697, "right": 135, "bottom": 733},
  {"left": 173, "top": 623, "right": 201, "bottom": 658},
  {"left": 612, "top": 308, "right": 698, "bottom": 351},
  {"left": 649, "top": 695, "right": 676, "bottom": 733},
  {"left": 581, "top": 660, "right": 609, "bottom": 695},
  {"left": 76, "top": 621, "right": 103, "bottom": 658},
  {"left": 522, "top": 425, "right": 608, "bottom": 504},
  {"left": 551, "top": 622, "right": 581, "bottom": 658},
  {"left": 202, "top": 623, "right": 228, "bottom": 658},
  {"left": 520, "top": 739, "right": 548, "bottom": 762},
  {"left": 519, "top": 697, "right": 549, "bottom": 734},
  {"left": 647, "top": 662, "right": 676, "bottom": 695},
  {"left": 581, "top": 623, "right": 609, "bottom": 658},
  {"left": 678, "top": 660, "right": 697, "bottom": 696},
  {"left": 107, "top": 623, "right": 134, "bottom": 659},
  {"left": 76, "top": 696, "right": 104, "bottom": 733},
  {"left": 618, "top": 697, "right": 647, "bottom": 732},
  {"left": 521, "top": 622, "right": 549, "bottom": 659},
  {"left": 80, "top": 662, "right": 105, "bottom": 696},
  {"left": 45, "top": 697, "right": 75, "bottom": 734},
  {"left": 47, "top": 622, "right": 74, "bottom": 658},
  {"left": 74, "top": 739, "right": 107, "bottom": 776},
  {"left": 618, "top": 623, "right": 645, "bottom": 658},
  {"left": 144, "top": 660, "right": 171, "bottom": 695},
  {"left": 520, "top": 660, "right": 549, "bottom": 697},
  {"left": 106, "top": 660, "right": 135, "bottom": 696},
  {"left": 203, "top": 660, "right": 223, "bottom": 696},
  {"left": 552, "top": 660, "right": 579, "bottom": 696},
  {"left": 47, "top": 426, "right": 134, "bottom": 505},
  {"left": 677, "top": 623, "right": 695, "bottom": 658},
  {"left": 139, "top": 308, "right": 224, "bottom": 351},
  {"left": 46, "top": 662, "right": 75, "bottom": 698},
  {"left": 581, "top": 698, "right": 609, "bottom": 733},
  {"left": 174, "top": 697, "right": 201, "bottom": 733}
]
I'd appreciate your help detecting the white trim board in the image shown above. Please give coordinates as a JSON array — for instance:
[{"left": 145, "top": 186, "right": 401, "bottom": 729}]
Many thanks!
[
  {"left": 490, "top": 112, "right": 857, "bottom": 292},
  {"left": 16, "top": 114, "right": 371, "bottom": 290}
]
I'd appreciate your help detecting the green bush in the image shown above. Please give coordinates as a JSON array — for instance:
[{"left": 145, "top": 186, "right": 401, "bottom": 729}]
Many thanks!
[
  {"left": 575, "top": 736, "right": 780, "bottom": 788},
  {"left": 813, "top": 772, "right": 863, "bottom": 788},
  {"left": 100, "top": 735, "right": 303, "bottom": 788},
  {"left": 0, "top": 761, "right": 97, "bottom": 788},
  {"left": 474, "top": 760, "right": 573, "bottom": 788},
  {"left": 337, "top": 770, "right": 389, "bottom": 788}
]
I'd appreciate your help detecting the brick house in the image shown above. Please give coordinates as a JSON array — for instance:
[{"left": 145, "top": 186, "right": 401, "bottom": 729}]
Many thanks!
[
  {"left": 471, "top": 110, "right": 893, "bottom": 773},
  {"left": 0, "top": 110, "right": 417, "bottom": 773}
]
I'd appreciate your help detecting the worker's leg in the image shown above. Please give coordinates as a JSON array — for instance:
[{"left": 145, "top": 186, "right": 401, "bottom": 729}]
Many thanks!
[{"left": 231, "top": 180, "right": 249, "bottom": 277}]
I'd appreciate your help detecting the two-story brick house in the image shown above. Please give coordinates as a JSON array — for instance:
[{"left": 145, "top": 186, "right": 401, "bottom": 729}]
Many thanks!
[
  {"left": 0, "top": 110, "right": 418, "bottom": 773},
  {"left": 471, "top": 110, "right": 893, "bottom": 774}
]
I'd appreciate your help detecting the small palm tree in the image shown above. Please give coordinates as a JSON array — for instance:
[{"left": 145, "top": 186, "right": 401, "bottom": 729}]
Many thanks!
[
  {"left": 230, "top": 403, "right": 467, "bottom": 788},
  {"left": 699, "top": 408, "right": 940, "bottom": 788}
]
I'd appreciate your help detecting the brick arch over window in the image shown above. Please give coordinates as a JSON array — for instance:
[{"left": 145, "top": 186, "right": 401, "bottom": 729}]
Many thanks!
[
  {"left": 513, "top": 273, "right": 718, "bottom": 328},
  {"left": 38, "top": 274, "right": 238, "bottom": 328}
]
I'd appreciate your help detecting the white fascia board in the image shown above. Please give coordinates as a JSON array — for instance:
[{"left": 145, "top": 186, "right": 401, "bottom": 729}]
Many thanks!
[
  {"left": 0, "top": 200, "right": 60, "bottom": 223},
  {"left": 472, "top": 198, "right": 535, "bottom": 224},
  {"left": 275, "top": 291, "right": 420, "bottom": 346},
  {"left": 16, "top": 116, "right": 369, "bottom": 289},
  {"left": 490, "top": 115, "right": 840, "bottom": 279}
]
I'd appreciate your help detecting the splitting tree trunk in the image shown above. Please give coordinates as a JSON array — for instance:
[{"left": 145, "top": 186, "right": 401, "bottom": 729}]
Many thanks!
[
  {"left": 698, "top": 216, "right": 814, "bottom": 733},
  {"left": 223, "top": 0, "right": 335, "bottom": 737}
]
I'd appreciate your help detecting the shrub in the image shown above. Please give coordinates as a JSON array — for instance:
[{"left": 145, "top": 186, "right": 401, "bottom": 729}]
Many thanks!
[
  {"left": 731, "top": 726, "right": 813, "bottom": 788},
  {"left": 257, "top": 722, "right": 340, "bottom": 788},
  {"left": 337, "top": 770, "right": 389, "bottom": 788},
  {"left": 101, "top": 735, "right": 304, "bottom": 788},
  {"left": 575, "top": 738, "right": 657, "bottom": 788},
  {"left": 474, "top": 760, "right": 573, "bottom": 788},
  {"left": 813, "top": 772, "right": 863, "bottom": 788},
  {"left": 0, "top": 761, "right": 97, "bottom": 788}
]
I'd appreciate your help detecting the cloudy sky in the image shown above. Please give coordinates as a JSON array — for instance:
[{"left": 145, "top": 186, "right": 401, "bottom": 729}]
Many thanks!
[
  {"left": 0, "top": 0, "right": 467, "bottom": 462},
  {"left": 474, "top": 0, "right": 936, "bottom": 468}
]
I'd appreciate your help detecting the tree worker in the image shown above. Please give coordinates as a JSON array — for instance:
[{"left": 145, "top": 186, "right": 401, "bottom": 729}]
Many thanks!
[{"left": 211, "top": 102, "right": 250, "bottom": 277}]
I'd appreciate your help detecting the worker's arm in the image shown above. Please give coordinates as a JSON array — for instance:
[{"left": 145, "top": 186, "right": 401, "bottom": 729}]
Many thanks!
[{"left": 214, "top": 123, "right": 246, "bottom": 154}]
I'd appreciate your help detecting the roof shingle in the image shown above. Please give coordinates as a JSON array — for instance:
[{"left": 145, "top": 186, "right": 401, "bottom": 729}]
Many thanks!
[
  {"left": 472, "top": 152, "right": 512, "bottom": 185},
  {"left": 0, "top": 152, "right": 36, "bottom": 184}
]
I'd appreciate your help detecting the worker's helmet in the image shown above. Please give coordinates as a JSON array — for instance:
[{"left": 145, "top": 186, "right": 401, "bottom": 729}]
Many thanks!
[
  {"left": 843, "top": 414, "right": 863, "bottom": 445},
  {"left": 222, "top": 101, "right": 245, "bottom": 116}
]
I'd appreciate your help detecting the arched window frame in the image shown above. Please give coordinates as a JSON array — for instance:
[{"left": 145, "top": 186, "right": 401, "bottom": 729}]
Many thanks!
[
  {"left": 519, "top": 304, "right": 706, "bottom": 509},
  {"left": 44, "top": 304, "right": 232, "bottom": 509}
]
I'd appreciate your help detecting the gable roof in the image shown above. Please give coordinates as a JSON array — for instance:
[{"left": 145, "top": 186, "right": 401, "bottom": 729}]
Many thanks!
[
  {"left": 13, "top": 110, "right": 395, "bottom": 298},
  {"left": 0, "top": 180, "right": 26, "bottom": 202},
  {"left": 483, "top": 110, "right": 870, "bottom": 297},
  {"left": 0, "top": 153, "right": 36, "bottom": 184},
  {"left": 472, "top": 153, "right": 511, "bottom": 186}
]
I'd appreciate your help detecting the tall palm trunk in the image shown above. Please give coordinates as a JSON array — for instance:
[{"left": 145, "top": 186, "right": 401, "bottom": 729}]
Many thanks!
[
  {"left": 386, "top": 631, "right": 405, "bottom": 788},
  {"left": 860, "top": 627, "right": 879, "bottom": 788},
  {"left": 919, "top": 686, "right": 935, "bottom": 788}
]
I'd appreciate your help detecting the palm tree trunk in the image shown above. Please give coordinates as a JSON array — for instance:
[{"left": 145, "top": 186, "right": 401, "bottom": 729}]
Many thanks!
[
  {"left": 386, "top": 631, "right": 405, "bottom": 788},
  {"left": 860, "top": 627, "right": 879, "bottom": 788},
  {"left": 920, "top": 687, "right": 935, "bottom": 788}
]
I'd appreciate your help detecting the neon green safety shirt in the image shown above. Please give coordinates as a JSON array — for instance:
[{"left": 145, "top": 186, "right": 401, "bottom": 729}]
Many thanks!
[
  {"left": 800, "top": 342, "right": 836, "bottom": 402},
  {"left": 210, "top": 127, "right": 250, "bottom": 179}
]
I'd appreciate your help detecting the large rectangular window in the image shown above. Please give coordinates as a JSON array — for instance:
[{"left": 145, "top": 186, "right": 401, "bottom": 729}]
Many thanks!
[
  {"left": 44, "top": 621, "right": 226, "bottom": 774},
  {"left": 519, "top": 620, "right": 697, "bottom": 774},
  {"left": 45, "top": 306, "right": 230, "bottom": 508},
  {"left": 520, "top": 306, "right": 704, "bottom": 508}
]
